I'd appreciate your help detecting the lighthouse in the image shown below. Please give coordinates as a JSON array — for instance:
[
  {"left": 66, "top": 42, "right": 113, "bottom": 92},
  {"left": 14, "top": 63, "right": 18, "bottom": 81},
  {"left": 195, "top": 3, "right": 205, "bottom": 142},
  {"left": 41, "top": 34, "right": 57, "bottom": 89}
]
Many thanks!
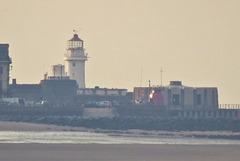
[{"left": 64, "top": 33, "right": 88, "bottom": 88}]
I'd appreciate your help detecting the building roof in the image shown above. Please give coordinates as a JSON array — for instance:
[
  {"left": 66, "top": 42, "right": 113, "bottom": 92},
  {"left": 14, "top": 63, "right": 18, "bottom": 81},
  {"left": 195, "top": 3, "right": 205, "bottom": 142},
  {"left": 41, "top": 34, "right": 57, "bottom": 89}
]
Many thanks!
[{"left": 69, "top": 34, "right": 82, "bottom": 41}]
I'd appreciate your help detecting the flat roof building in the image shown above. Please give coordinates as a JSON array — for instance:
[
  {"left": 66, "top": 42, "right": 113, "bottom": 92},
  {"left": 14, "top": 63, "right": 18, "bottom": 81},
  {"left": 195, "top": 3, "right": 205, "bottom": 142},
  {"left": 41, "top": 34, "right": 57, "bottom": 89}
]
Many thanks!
[{"left": 133, "top": 81, "right": 218, "bottom": 109}]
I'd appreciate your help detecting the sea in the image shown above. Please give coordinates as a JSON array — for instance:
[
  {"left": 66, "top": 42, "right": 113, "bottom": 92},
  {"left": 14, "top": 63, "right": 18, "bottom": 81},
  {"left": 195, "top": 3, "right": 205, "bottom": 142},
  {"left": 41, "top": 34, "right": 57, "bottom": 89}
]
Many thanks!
[{"left": 0, "top": 131, "right": 240, "bottom": 145}]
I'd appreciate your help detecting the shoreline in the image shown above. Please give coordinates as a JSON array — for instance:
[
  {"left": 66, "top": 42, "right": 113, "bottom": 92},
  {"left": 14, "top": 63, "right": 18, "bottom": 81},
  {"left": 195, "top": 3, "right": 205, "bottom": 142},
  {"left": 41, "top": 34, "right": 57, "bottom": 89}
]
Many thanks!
[{"left": 0, "top": 121, "right": 240, "bottom": 140}]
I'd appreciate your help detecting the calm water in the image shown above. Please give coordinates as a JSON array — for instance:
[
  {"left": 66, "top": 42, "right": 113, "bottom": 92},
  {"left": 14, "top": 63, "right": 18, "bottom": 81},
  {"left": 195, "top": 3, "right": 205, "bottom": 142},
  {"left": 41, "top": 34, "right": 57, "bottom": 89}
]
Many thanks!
[{"left": 0, "top": 131, "right": 240, "bottom": 145}]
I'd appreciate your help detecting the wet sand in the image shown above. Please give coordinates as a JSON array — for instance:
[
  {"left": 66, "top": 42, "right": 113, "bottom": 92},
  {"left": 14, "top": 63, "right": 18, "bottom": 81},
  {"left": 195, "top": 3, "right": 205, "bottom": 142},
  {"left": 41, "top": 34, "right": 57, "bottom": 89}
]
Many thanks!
[
  {"left": 0, "top": 122, "right": 240, "bottom": 161},
  {"left": 0, "top": 143, "right": 240, "bottom": 161}
]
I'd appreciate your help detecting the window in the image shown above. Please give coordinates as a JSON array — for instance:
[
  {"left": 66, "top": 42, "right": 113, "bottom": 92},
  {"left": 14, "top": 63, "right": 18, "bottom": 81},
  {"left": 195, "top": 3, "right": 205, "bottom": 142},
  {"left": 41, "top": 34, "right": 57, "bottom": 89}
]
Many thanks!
[
  {"left": 73, "top": 63, "right": 76, "bottom": 67},
  {"left": 0, "top": 81, "right": 2, "bottom": 93},
  {"left": 172, "top": 94, "right": 180, "bottom": 105},
  {"left": 197, "top": 94, "right": 201, "bottom": 105},
  {"left": 0, "top": 66, "right": 3, "bottom": 74},
  {"left": 68, "top": 40, "right": 83, "bottom": 48}
]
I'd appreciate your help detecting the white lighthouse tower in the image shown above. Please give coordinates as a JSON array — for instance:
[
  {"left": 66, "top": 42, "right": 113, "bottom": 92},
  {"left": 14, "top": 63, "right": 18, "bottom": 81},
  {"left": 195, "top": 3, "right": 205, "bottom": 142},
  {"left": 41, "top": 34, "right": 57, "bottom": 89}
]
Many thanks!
[{"left": 64, "top": 33, "right": 88, "bottom": 88}]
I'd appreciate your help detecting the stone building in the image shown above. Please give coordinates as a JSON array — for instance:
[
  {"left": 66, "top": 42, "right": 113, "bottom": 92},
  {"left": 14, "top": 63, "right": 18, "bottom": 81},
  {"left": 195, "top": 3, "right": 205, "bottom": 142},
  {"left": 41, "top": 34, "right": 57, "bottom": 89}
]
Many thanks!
[
  {"left": 40, "top": 76, "right": 78, "bottom": 105},
  {"left": 9, "top": 76, "right": 78, "bottom": 106},
  {"left": 9, "top": 80, "right": 41, "bottom": 102},
  {"left": 0, "top": 44, "right": 12, "bottom": 97}
]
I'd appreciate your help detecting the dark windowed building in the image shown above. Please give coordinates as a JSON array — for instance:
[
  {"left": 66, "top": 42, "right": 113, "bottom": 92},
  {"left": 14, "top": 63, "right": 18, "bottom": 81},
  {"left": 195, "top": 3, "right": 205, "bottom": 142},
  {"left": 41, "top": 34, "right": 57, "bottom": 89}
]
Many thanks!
[{"left": 0, "top": 44, "right": 12, "bottom": 97}]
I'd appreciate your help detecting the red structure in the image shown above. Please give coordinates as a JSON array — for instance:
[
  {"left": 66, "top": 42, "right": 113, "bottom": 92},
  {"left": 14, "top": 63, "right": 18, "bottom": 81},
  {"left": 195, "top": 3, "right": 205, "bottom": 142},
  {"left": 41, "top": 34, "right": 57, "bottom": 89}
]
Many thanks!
[{"left": 150, "top": 89, "right": 164, "bottom": 106}]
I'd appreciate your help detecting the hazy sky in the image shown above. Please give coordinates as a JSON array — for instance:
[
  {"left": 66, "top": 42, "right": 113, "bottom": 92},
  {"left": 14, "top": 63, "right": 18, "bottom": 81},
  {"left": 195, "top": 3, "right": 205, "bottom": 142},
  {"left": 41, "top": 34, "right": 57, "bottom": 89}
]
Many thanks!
[{"left": 1, "top": 0, "right": 240, "bottom": 103}]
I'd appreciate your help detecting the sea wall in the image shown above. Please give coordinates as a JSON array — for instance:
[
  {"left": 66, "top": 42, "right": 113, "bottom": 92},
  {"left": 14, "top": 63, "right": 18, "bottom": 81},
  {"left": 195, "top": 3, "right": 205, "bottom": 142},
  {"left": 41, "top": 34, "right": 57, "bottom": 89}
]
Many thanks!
[
  {"left": 0, "top": 105, "right": 240, "bottom": 132},
  {"left": 0, "top": 105, "right": 239, "bottom": 120}
]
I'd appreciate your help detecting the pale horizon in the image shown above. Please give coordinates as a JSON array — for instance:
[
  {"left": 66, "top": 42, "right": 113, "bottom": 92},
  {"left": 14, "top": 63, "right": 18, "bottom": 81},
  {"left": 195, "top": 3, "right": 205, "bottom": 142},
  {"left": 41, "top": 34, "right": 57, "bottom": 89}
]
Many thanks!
[{"left": 1, "top": 0, "right": 240, "bottom": 103}]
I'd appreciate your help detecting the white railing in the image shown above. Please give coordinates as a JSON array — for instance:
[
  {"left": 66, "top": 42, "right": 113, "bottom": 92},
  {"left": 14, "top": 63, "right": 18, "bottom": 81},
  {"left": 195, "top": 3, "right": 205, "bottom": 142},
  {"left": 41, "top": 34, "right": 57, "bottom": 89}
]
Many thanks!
[
  {"left": 64, "top": 52, "right": 88, "bottom": 58},
  {"left": 47, "top": 76, "right": 70, "bottom": 80},
  {"left": 218, "top": 104, "right": 240, "bottom": 109}
]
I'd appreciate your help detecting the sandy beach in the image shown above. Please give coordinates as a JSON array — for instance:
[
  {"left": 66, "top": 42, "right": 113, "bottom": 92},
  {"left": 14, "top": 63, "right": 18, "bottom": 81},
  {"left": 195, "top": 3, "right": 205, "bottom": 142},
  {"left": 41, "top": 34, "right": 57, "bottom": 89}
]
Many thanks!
[
  {"left": 0, "top": 121, "right": 240, "bottom": 161},
  {"left": 0, "top": 143, "right": 240, "bottom": 161},
  {"left": 0, "top": 121, "right": 88, "bottom": 132},
  {"left": 0, "top": 121, "right": 239, "bottom": 138}
]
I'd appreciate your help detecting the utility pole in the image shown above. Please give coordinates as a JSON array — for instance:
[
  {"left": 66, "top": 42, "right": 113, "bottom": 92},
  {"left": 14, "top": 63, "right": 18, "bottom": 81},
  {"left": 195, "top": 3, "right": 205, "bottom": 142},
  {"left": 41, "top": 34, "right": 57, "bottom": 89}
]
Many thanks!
[
  {"left": 160, "top": 67, "right": 163, "bottom": 87},
  {"left": 140, "top": 67, "right": 142, "bottom": 87}
]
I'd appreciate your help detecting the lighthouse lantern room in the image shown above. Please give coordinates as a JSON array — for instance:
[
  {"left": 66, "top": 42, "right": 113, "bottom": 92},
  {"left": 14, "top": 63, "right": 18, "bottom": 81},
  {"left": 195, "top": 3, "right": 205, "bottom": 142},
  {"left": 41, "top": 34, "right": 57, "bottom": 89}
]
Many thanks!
[
  {"left": 67, "top": 34, "right": 83, "bottom": 48},
  {"left": 64, "top": 33, "right": 88, "bottom": 88}
]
